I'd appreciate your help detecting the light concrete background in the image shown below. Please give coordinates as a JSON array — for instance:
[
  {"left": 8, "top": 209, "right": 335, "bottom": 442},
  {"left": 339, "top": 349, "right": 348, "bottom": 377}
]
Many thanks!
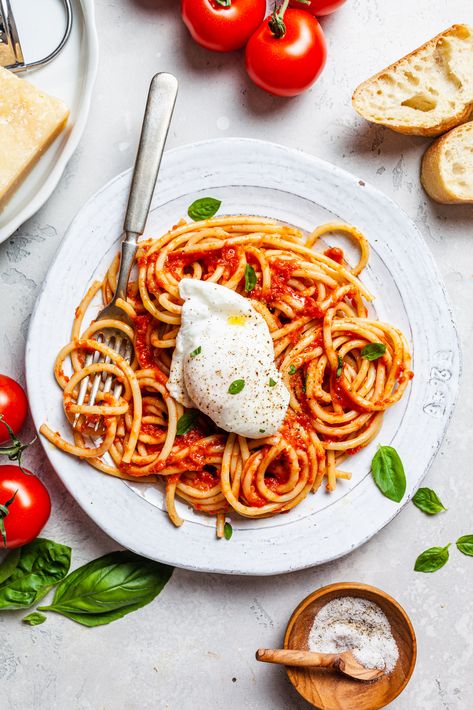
[{"left": 1, "top": 0, "right": 472, "bottom": 708}]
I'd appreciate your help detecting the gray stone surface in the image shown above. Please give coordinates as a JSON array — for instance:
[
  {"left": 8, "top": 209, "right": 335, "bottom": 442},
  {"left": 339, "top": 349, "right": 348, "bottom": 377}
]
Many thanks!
[{"left": 1, "top": 0, "right": 472, "bottom": 708}]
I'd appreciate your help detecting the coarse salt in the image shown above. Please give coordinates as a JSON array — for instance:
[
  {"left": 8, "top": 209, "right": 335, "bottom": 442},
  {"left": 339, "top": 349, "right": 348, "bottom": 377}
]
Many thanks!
[{"left": 308, "top": 596, "right": 399, "bottom": 673}]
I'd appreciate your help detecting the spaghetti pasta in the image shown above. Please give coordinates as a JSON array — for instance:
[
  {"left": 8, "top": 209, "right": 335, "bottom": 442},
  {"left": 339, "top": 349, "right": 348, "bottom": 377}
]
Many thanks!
[{"left": 40, "top": 216, "right": 413, "bottom": 536}]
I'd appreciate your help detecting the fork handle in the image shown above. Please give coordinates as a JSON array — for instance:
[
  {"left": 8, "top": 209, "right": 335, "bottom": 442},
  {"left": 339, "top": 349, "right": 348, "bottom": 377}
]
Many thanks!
[
  {"left": 114, "top": 73, "right": 178, "bottom": 300},
  {"left": 124, "top": 72, "right": 178, "bottom": 239}
]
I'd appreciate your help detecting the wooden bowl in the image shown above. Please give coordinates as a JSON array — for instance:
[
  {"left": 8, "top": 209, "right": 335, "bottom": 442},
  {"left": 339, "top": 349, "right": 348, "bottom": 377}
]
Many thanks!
[{"left": 284, "top": 582, "right": 416, "bottom": 710}]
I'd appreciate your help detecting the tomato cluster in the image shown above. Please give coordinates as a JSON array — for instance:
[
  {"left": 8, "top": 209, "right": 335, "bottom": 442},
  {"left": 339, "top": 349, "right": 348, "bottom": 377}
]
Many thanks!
[
  {"left": 0, "top": 374, "right": 51, "bottom": 549},
  {"left": 181, "top": 0, "right": 347, "bottom": 97}
]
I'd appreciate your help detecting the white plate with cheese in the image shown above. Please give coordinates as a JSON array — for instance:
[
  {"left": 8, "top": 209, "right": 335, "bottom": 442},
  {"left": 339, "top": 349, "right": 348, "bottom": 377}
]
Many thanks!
[
  {"left": 26, "top": 138, "right": 461, "bottom": 575},
  {"left": 0, "top": 0, "right": 98, "bottom": 244}
]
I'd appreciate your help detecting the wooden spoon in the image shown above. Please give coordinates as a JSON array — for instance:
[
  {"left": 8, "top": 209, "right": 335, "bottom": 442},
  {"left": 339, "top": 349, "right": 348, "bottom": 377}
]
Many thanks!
[{"left": 256, "top": 648, "right": 385, "bottom": 682}]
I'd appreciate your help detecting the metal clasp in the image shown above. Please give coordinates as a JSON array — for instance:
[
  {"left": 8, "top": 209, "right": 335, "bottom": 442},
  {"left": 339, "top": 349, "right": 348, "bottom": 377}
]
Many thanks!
[{"left": 0, "top": 0, "right": 72, "bottom": 73}]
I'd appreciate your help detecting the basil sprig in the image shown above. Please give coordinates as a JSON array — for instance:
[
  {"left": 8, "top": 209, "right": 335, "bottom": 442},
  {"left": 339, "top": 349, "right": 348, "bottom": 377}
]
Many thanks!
[
  {"left": 371, "top": 446, "right": 406, "bottom": 503},
  {"left": 22, "top": 611, "right": 47, "bottom": 626},
  {"left": 412, "top": 488, "right": 446, "bottom": 515},
  {"left": 414, "top": 544, "right": 450, "bottom": 573},
  {"left": 176, "top": 411, "right": 197, "bottom": 436},
  {"left": 187, "top": 197, "right": 221, "bottom": 222},
  {"left": 224, "top": 523, "right": 233, "bottom": 540},
  {"left": 288, "top": 365, "right": 297, "bottom": 375},
  {"left": 456, "top": 535, "right": 473, "bottom": 557},
  {"left": 244, "top": 265, "right": 257, "bottom": 293},
  {"left": 269, "top": 378, "right": 276, "bottom": 387},
  {"left": 228, "top": 379, "right": 245, "bottom": 394},
  {"left": 0, "top": 538, "right": 71, "bottom": 610},
  {"left": 38, "top": 551, "right": 173, "bottom": 627},
  {"left": 361, "top": 343, "right": 386, "bottom": 361}
]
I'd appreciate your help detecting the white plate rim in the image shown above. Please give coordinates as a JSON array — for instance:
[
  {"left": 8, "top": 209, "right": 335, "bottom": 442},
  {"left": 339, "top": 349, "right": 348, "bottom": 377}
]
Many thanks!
[
  {"left": 0, "top": 0, "right": 99, "bottom": 244},
  {"left": 25, "top": 137, "right": 462, "bottom": 575}
]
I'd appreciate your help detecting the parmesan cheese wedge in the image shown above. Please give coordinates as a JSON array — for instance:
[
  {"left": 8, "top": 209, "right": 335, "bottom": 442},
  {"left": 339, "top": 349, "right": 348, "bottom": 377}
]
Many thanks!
[{"left": 0, "top": 67, "right": 69, "bottom": 209}]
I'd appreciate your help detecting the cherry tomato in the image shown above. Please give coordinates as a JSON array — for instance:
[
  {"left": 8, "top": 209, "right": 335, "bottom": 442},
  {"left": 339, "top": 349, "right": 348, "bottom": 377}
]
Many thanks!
[
  {"left": 0, "top": 375, "right": 28, "bottom": 445},
  {"left": 245, "top": 9, "right": 327, "bottom": 97},
  {"left": 181, "top": 0, "right": 266, "bottom": 52},
  {"left": 289, "top": 0, "right": 347, "bottom": 16},
  {"left": 0, "top": 466, "right": 51, "bottom": 548}
]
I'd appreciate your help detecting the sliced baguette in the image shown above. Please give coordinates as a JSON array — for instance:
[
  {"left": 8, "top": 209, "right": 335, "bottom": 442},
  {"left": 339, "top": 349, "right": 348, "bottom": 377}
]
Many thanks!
[
  {"left": 421, "top": 121, "right": 473, "bottom": 203},
  {"left": 352, "top": 24, "right": 473, "bottom": 137}
]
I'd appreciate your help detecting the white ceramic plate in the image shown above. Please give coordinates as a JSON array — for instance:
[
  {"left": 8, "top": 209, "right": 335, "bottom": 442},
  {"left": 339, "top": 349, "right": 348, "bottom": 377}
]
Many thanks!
[
  {"left": 26, "top": 138, "right": 460, "bottom": 575},
  {"left": 0, "top": 0, "right": 98, "bottom": 243}
]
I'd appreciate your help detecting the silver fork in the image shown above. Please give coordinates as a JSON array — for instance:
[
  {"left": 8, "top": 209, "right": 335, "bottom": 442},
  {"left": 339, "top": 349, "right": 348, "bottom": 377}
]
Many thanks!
[{"left": 73, "top": 72, "right": 178, "bottom": 429}]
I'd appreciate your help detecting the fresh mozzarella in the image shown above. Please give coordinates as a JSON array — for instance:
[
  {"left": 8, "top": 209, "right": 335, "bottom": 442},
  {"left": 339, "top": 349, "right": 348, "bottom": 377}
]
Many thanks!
[{"left": 167, "top": 279, "right": 290, "bottom": 439}]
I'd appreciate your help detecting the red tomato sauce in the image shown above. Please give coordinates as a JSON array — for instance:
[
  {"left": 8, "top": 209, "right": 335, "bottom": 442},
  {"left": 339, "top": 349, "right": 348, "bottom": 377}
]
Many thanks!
[
  {"left": 134, "top": 316, "right": 168, "bottom": 384},
  {"left": 324, "top": 247, "right": 344, "bottom": 264},
  {"left": 397, "top": 363, "right": 414, "bottom": 384},
  {"left": 165, "top": 245, "right": 240, "bottom": 281},
  {"left": 184, "top": 469, "right": 219, "bottom": 491}
]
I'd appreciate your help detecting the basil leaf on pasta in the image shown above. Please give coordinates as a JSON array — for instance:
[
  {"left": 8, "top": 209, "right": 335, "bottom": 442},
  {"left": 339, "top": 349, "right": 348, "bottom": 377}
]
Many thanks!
[
  {"left": 336, "top": 356, "right": 343, "bottom": 378},
  {"left": 188, "top": 197, "right": 221, "bottom": 222},
  {"left": 224, "top": 523, "right": 233, "bottom": 540},
  {"left": 412, "top": 488, "right": 446, "bottom": 515},
  {"left": 228, "top": 379, "right": 245, "bottom": 395},
  {"left": 371, "top": 446, "right": 406, "bottom": 503},
  {"left": 176, "top": 411, "right": 197, "bottom": 436},
  {"left": 288, "top": 365, "right": 297, "bottom": 375},
  {"left": 361, "top": 343, "right": 386, "bottom": 361},
  {"left": 244, "top": 265, "right": 257, "bottom": 293},
  {"left": 414, "top": 544, "right": 450, "bottom": 573},
  {"left": 456, "top": 535, "right": 473, "bottom": 557},
  {"left": 269, "top": 378, "right": 276, "bottom": 387}
]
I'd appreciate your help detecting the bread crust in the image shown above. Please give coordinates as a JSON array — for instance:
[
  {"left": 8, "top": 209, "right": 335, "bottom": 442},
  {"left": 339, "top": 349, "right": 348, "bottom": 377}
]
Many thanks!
[
  {"left": 421, "top": 122, "right": 473, "bottom": 204},
  {"left": 352, "top": 24, "right": 473, "bottom": 137}
]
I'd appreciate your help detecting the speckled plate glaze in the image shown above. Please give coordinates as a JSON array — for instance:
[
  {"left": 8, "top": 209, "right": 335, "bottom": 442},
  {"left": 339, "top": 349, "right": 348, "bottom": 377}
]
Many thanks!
[
  {"left": 26, "top": 138, "right": 460, "bottom": 575},
  {"left": 0, "top": 0, "right": 98, "bottom": 243}
]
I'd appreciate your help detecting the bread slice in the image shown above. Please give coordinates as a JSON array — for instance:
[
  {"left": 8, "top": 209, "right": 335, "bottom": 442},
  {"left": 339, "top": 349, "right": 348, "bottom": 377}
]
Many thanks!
[
  {"left": 0, "top": 67, "right": 69, "bottom": 210},
  {"left": 352, "top": 24, "right": 473, "bottom": 137},
  {"left": 421, "top": 121, "right": 473, "bottom": 203}
]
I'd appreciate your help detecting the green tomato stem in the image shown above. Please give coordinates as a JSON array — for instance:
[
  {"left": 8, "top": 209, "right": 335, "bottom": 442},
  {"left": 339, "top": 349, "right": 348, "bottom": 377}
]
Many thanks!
[{"left": 269, "top": 0, "right": 291, "bottom": 38}]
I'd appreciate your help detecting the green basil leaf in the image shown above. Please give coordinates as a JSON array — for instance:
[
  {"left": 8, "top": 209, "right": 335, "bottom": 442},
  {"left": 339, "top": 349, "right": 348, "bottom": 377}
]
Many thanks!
[
  {"left": 371, "top": 446, "right": 406, "bottom": 503},
  {"left": 176, "top": 411, "right": 197, "bottom": 436},
  {"left": 336, "top": 356, "right": 343, "bottom": 378},
  {"left": 244, "top": 265, "right": 257, "bottom": 293},
  {"left": 361, "top": 343, "right": 387, "bottom": 361},
  {"left": 414, "top": 544, "right": 450, "bottom": 573},
  {"left": 288, "top": 365, "right": 297, "bottom": 375},
  {"left": 190, "top": 346, "right": 201, "bottom": 358},
  {"left": 224, "top": 523, "right": 233, "bottom": 540},
  {"left": 22, "top": 611, "right": 47, "bottom": 626},
  {"left": 456, "top": 535, "right": 473, "bottom": 557},
  {"left": 412, "top": 488, "right": 446, "bottom": 515},
  {"left": 0, "top": 548, "right": 20, "bottom": 585},
  {"left": 269, "top": 378, "right": 276, "bottom": 387},
  {"left": 187, "top": 197, "right": 221, "bottom": 222},
  {"left": 39, "top": 551, "right": 173, "bottom": 627},
  {"left": 228, "top": 379, "right": 245, "bottom": 395},
  {"left": 0, "top": 538, "right": 71, "bottom": 610}
]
